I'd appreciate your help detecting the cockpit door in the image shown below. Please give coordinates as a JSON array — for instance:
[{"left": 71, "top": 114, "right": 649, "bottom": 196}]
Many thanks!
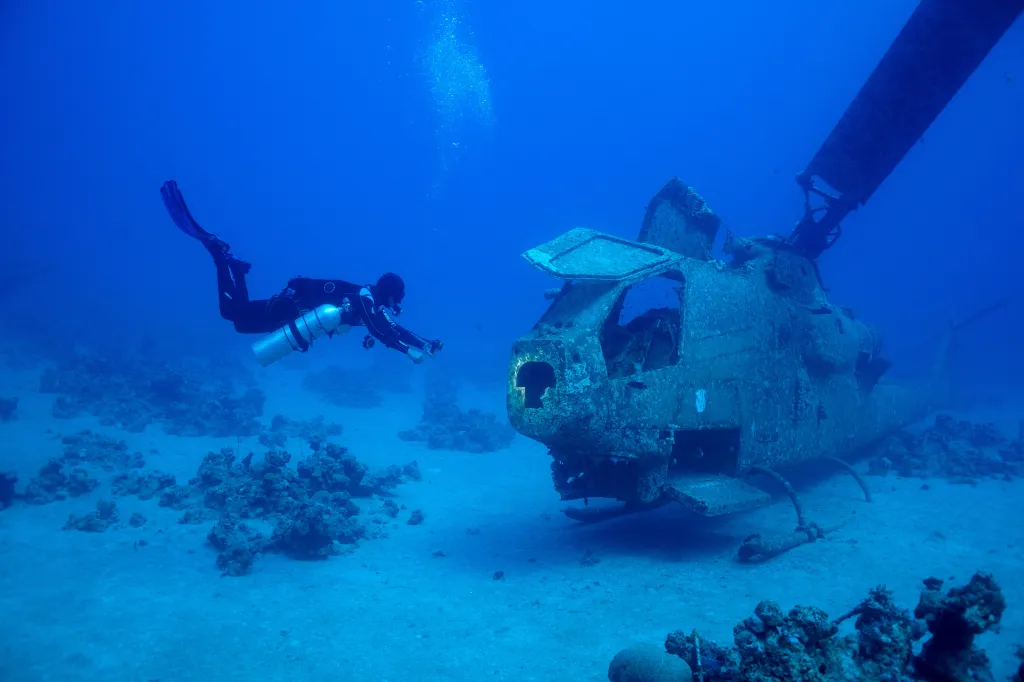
[{"left": 522, "top": 228, "right": 682, "bottom": 285}]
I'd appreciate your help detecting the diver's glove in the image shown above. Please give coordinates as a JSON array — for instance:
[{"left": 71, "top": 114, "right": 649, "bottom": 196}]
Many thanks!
[{"left": 427, "top": 339, "right": 444, "bottom": 355}]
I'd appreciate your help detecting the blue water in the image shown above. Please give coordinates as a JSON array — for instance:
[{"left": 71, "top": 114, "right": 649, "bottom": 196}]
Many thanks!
[{"left": 1, "top": 2, "right": 1022, "bottom": 680}]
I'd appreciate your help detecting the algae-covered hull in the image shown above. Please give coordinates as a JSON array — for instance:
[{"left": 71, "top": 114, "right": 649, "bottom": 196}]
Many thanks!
[{"left": 508, "top": 180, "right": 945, "bottom": 516}]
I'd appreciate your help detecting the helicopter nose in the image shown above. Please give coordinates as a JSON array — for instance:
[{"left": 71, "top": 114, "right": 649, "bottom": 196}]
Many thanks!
[{"left": 515, "top": 360, "right": 556, "bottom": 409}]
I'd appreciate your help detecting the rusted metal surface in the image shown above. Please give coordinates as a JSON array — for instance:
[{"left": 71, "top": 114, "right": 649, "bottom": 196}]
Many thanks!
[{"left": 508, "top": 178, "right": 946, "bottom": 517}]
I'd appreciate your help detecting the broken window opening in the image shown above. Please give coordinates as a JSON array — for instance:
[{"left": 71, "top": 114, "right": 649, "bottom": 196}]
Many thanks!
[
  {"left": 516, "top": 361, "right": 556, "bottom": 408},
  {"left": 670, "top": 428, "right": 741, "bottom": 476},
  {"left": 599, "top": 277, "right": 681, "bottom": 379}
]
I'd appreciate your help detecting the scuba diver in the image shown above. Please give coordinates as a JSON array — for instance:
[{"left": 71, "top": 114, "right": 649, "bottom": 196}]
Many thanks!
[{"left": 160, "top": 180, "right": 442, "bottom": 366}]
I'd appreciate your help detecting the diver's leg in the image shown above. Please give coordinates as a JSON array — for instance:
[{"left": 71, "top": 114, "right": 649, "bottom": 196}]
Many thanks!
[
  {"left": 230, "top": 303, "right": 284, "bottom": 334},
  {"left": 160, "top": 180, "right": 251, "bottom": 270},
  {"left": 213, "top": 258, "right": 297, "bottom": 334},
  {"left": 161, "top": 180, "right": 259, "bottom": 325},
  {"left": 214, "top": 258, "right": 244, "bottom": 320},
  {"left": 159, "top": 182, "right": 293, "bottom": 335},
  {"left": 211, "top": 259, "right": 281, "bottom": 333}
]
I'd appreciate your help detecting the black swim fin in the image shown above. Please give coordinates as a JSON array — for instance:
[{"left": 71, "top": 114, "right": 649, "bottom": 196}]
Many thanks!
[
  {"left": 160, "top": 180, "right": 206, "bottom": 239},
  {"left": 159, "top": 181, "right": 247, "bottom": 271}
]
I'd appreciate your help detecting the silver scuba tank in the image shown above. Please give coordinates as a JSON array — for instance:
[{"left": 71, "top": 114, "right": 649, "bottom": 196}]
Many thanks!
[{"left": 251, "top": 304, "right": 344, "bottom": 366}]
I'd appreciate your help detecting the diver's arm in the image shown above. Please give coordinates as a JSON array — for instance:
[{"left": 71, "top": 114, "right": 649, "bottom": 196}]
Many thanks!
[
  {"left": 357, "top": 287, "right": 432, "bottom": 355},
  {"left": 393, "top": 325, "right": 435, "bottom": 351}
]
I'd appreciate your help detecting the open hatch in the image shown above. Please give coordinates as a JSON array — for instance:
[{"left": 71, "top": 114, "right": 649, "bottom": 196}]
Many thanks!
[{"left": 522, "top": 227, "right": 682, "bottom": 285}]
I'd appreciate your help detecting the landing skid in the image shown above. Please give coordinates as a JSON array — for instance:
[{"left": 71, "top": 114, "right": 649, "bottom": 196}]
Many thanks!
[
  {"left": 562, "top": 474, "right": 772, "bottom": 523},
  {"left": 562, "top": 459, "right": 871, "bottom": 551}
]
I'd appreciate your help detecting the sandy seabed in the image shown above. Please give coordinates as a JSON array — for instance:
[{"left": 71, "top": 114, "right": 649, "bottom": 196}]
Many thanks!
[{"left": 1, "top": 364, "right": 1022, "bottom": 682}]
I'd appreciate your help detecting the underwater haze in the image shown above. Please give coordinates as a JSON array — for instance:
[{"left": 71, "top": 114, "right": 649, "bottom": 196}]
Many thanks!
[{"left": 1, "top": 1, "right": 1023, "bottom": 681}]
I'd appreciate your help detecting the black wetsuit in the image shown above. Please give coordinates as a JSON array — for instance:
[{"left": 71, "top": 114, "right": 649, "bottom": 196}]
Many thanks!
[
  {"left": 215, "top": 259, "right": 432, "bottom": 355},
  {"left": 160, "top": 179, "right": 437, "bottom": 356}
]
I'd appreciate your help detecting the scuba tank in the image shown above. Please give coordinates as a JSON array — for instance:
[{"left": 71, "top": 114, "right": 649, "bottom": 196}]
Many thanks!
[{"left": 251, "top": 304, "right": 345, "bottom": 366}]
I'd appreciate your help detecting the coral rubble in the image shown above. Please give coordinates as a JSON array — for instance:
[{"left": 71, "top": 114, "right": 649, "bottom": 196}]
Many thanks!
[
  {"left": 625, "top": 572, "right": 1008, "bottom": 682},
  {"left": 21, "top": 431, "right": 142, "bottom": 504},
  {"left": 159, "top": 440, "right": 421, "bottom": 575},
  {"left": 257, "top": 414, "right": 342, "bottom": 449},
  {"left": 40, "top": 353, "right": 264, "bottom": 437},
  {"left": 869, "top": 414, "right": 1022, "bottom": 482},
  {"left": 912, "top": 572, "right": 1005, "bottom": 681},
  {"left": 63, "top": 500, "right": 120, "bottom": 532},
  {"left": 302, "top": 359, "right": 412, "bottom": 408},
  {"left": 398, "top": 379, "right": 515, "bottom": 453},
  {"left": 0, "top": 396, "right": 17, "bottom": 421},
  {"left": 0, "top": 472, "right": 16, "bottom": 508}
]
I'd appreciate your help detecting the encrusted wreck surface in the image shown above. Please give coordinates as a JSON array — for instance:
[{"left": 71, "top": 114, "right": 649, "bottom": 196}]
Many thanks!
[{"left": 508, "top": 178, "right": 946, "bottom": 514}]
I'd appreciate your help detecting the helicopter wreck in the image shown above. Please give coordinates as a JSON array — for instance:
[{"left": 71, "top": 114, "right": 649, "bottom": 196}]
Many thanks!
[
  {"left": 507, "top": 179, "right": 946, "bottom": 528},
  {"left": 506, "top": 0, "right": 1020, "bottom": 545}
]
